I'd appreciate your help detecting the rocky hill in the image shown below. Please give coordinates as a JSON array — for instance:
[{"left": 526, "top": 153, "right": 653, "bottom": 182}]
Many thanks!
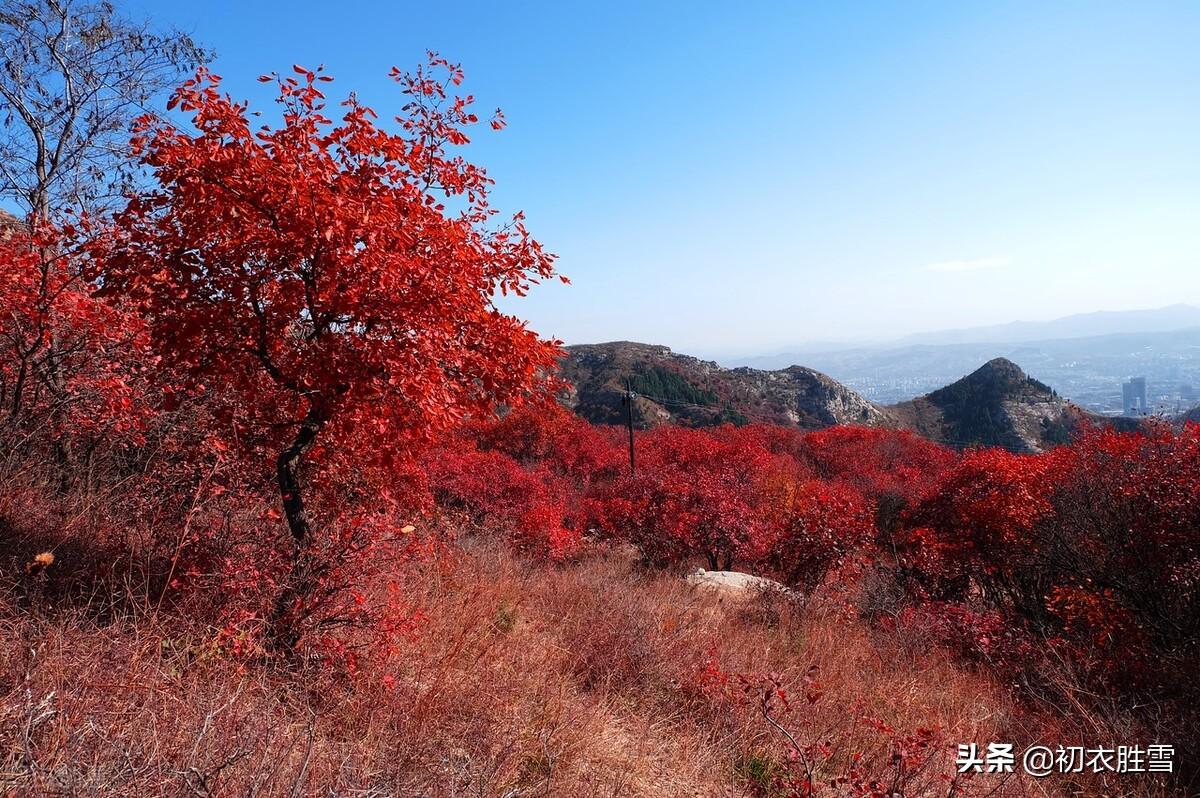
[
  {"left": 888, "top": 358, "right": 1081, "bottom": 452},
  {"left": 559, "top": 342, "right": 888, "bottom": 430},
  {"left": 560, "top": 344, "right": 1119, "bottom": 453}
]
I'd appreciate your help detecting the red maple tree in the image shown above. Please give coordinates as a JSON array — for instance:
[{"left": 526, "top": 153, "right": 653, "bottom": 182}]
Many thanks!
[{"left": 98, "top": 57, "right": 563, "bottom": 647}]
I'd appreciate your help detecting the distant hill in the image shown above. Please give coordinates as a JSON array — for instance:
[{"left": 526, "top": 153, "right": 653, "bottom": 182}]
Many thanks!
[
  {"left": 561, "top": 344, "right": 1132, "bottom": 453},
  {"left": 890, "top": 358, "right": 1079, "bottom": 452},
  {"left": 559, "top": 342, "right": 887, "bottom": 430}
]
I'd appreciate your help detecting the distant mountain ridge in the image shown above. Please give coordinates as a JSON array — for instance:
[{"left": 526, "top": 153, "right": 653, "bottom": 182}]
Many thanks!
[
  {"left": 735, "top": 304, "right": 1200, "bottom": 373},
  {"left": 897, "top": 304, "right": 1200, "bottom": 347},
  {"left": 559, "top": 343, "right": 1118, "bottom": 452}
]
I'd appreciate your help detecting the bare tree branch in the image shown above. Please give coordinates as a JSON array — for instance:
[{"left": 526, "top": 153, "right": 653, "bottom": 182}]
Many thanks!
[{"left": 0, "top": 0, "right": 211, "bottom": 222}]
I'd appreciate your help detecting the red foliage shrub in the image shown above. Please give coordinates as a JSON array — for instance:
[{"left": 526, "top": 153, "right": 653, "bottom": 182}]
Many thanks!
[
  {"left": 801, "top": 426, "right": 952, "bottom": 488},
  {"left": 766, "top": 479, "right": 876, "bottom": 591},
  {"left": 899, "top": 424, "right": 1200, "bottom": 777},
  {"left": 471, "top": 402, "right": 623, "bottom": 486},
  {"left": 799, "top": 426, "right": 957, "bottom": 538},
  {"left": 891, "top": 602, "right": 1036, "bottom": 674},
  {"left": 0, "top": 223, "right": 153, "bottom": 463},
  {"left": 901, "top": 447, "right": 1051, "bottom": 592},
  {"left": 427, "top": 445, "right": 580, "bottom": 561},
  {"left": 587, "top": 425, "right": 780, "bottom": 570}
]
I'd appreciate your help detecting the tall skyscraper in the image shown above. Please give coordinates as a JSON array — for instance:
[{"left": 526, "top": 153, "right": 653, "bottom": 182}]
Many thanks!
[{"left": 1123, "top": 377, "right": 1147, "bottom": 416}]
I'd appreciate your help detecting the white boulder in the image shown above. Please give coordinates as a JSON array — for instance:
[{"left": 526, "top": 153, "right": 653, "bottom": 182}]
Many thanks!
[{"left": 686, "top": 568, "right": 791, "bottom": 597}]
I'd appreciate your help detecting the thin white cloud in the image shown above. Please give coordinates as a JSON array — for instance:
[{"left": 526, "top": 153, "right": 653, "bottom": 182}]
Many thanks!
[{"left": 925, "top": 256, "right": 1010, "bottom": 273}]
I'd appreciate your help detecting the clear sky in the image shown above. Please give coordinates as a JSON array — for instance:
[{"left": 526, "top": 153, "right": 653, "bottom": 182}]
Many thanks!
[{"left": 130, "top": 0, "right": 1200, "bottom": 357}]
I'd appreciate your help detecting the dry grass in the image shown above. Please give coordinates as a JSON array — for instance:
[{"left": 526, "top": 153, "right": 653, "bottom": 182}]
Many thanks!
[{"left": 0, "top": 538, "right": 1178, "bottom": 797}]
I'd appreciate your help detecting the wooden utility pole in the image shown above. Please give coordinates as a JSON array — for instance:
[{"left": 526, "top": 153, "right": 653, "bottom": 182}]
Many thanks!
[{"left": 622, "top": 381, "right": 636, "bottom": 474}]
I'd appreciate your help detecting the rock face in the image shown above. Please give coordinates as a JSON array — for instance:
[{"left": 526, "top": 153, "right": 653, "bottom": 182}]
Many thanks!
[{"left": 559, "top": 342, "right": 890, "bottom": 430}]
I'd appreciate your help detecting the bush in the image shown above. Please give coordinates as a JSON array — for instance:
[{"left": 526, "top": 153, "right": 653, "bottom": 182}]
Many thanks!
[
  {"left": 766, "top": 480, "right": 875, "bottom": 591},
  {"left": 428, "top": 444, "right": 580, "bottom": 561},
  {"left": 585, "top": 425, "right": 780, "bottom": 570},
  {"left": 898, "top": 424, "right": 1200, "bottom": 780}
]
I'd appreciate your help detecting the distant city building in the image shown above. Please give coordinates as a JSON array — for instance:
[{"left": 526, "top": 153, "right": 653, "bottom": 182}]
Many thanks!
[
  {"left": 1122, "top": 377, "right": 1147, "bottom": 416},
  {"left": 1182, "top": 383, "right": 1196, "bottom": 404}
]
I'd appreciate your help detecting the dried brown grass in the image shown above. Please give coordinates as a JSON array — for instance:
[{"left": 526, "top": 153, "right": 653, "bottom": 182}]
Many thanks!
[{"left": 0, "top": 538, "right": 1177, "bottom": 796}]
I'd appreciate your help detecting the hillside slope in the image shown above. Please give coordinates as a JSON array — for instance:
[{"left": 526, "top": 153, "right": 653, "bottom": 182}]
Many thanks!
[
  {"left": 889, "top": 358, "right": 1079, "bottom": 452},
  {"left": 561, "top": 344, "right": 1125, "bottom": 453},
  {"left": 559, "top": 342, "right": 888, "bottom": 430}
]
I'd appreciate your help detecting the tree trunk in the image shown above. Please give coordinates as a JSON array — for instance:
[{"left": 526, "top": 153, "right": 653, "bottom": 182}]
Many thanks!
[{"left": 267, "top": 402, "right": 326, "bottom": 653}]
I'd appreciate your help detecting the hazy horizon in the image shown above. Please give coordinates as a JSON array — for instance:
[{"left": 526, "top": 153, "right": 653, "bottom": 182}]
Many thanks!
[
  {"left": 128, "top": 1, "right": 1200, "bottom": 354},
  {"left": 573, "top": 302, "right": 1200, "bottom": 361}
]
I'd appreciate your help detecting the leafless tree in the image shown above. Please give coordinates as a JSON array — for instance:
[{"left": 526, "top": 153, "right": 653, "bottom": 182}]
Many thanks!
[{"left": 0, "top": 0, "right": 210, "bottom": 222}]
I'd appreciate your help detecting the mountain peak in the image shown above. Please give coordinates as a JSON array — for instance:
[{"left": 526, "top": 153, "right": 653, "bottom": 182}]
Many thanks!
[
  {"left": 965, "top": 357, "right": 1029, "bottom": 386},
  {"left": 929, "top": 358, "right": 1055, "bottom": 409},
  {"left": 980, "top": 356, "right": 1023, "bottom": 371},
  {"left": 887, "top": 358, "right": 1065, "bottom": 452}
]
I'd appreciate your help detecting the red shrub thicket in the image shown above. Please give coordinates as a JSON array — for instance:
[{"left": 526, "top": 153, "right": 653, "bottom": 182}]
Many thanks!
[
  {"left": 584, "top": 425, "right": 785, "bottom": 570},
  {"left": 435, "top": 417, "right": 919, "bottom": 597},
  {"left": 432, "top": 409, "right": 1200, "bottom": 779},
  {"left": 798, "top": 425, "right": 958, "bottom": 537},
  {"left": 0, "top": 223, "right": 154, "bottom": 472},
  {"left": 896, "top": 423, "right": 1200, "bottom": 779},
  {"left": 899, "top": 426, "right": 1200, "bottom": 688},
  {"left": 427, "top": 444, "right": 581, "bottom": 561}
]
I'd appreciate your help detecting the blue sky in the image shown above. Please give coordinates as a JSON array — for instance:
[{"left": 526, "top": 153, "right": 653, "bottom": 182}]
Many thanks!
[{"left": 131, "top": 0, "right": 1200, "bottom": 356}]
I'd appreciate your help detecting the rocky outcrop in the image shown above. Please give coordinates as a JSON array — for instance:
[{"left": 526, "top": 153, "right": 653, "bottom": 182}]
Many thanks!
[
  {"left": 559, "top": 342, "right": 891, "bottom": 430},
  {"left": 559, "top": 344, "right": 1133, "bottom": 453}
]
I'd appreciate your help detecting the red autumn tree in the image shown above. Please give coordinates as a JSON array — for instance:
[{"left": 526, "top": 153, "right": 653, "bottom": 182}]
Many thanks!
[{"left": 99, "top": 57, "right": 563, "bottom": 648}]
